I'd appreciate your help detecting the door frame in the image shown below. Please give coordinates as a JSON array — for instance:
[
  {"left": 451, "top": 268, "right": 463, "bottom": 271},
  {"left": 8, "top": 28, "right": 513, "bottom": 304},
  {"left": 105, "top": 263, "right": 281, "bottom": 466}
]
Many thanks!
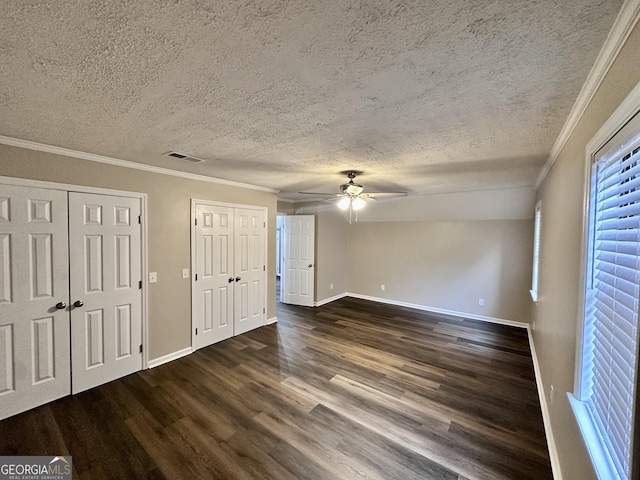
[
  {"left": 0, "top": 175, "right": 150, "bottom": 369},
  {"left": 190, "top": 199, "right": 268, "bottom": 350}
]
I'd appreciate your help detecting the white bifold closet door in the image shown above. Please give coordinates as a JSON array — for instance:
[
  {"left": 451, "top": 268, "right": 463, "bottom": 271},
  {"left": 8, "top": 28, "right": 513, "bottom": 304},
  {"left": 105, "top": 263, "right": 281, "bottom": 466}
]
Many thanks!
[
  {"left": 0, "top": 186, "right": 71, "bottom": 420},
  {"left": 0, "top": 186, "right": 143, "bottom": 419},
  {"left": 68, "top": 193, "right": 143, "bottom": 394},
  {"left": 192, "top": 203, "right": 265, "bottom": 350}
]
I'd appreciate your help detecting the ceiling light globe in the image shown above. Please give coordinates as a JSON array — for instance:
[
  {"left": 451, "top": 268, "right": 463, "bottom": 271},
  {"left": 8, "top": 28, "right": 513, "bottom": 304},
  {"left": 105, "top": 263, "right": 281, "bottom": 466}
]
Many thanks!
[
  {"left": 337, "top": 197, "right": 351, "bottom": 210},
  {"left": 352, "top": 197, "right": 365, "bottom": 211}
]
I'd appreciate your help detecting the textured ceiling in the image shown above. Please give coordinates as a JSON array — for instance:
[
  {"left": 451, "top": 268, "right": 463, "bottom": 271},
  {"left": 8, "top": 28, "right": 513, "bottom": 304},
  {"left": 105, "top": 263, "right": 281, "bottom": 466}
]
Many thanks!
[{"left": 0, "top": 0, "right": 624, "bottom": 199}]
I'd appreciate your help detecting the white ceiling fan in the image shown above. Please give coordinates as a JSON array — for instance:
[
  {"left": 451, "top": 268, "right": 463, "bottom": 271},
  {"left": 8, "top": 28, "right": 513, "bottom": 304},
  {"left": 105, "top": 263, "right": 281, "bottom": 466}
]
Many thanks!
[{"left": 299, "top": 170, "right": 407, "bottom": 222}]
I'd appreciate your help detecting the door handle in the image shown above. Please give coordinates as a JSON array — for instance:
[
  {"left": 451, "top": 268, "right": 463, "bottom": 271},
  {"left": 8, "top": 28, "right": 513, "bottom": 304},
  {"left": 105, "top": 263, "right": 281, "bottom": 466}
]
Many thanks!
[
  {"left": 235, "top": 276, "right": 241, "bottom": 282},
  {"left": 55, "top": 301, "right": 66, "bottom": 310},
  {"left": 308, "top": 264, "right": 313, "bottom": 268},
  {"left": 73, "top": 300, "right": 84, "bottom": 308},
  {"left": 228, "top": 277, "right": 234, "bottom": 283}
]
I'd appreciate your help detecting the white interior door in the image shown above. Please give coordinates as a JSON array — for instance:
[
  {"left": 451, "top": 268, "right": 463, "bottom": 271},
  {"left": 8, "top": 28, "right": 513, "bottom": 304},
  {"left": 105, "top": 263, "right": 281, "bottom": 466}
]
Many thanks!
[
  {"left": 193, "top": 204, "right": 234, "bottom": 350},
  {"left": 69, "top": 193, "right": 142, "bottom": 394},
  {"left": 282, "top": 215, "right": 315, "bottom": 307},
  {"left": 234, "top": 208, "right": 265, "bottom": 335},
  {"left": 0, "top": 185, "right": 71, "bottom": 419}
]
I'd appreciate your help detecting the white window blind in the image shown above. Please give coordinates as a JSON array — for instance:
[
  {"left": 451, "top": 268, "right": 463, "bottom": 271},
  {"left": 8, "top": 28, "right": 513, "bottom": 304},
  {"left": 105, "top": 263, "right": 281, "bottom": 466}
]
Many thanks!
[{"left": 579, "top": 112, "right": 640, "bottom": 480}]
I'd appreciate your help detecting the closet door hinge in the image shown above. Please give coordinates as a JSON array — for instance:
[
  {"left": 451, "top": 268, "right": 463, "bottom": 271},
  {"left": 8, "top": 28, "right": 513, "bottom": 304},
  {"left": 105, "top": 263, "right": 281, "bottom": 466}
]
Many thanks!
[
  {"left": 138, "top": 215, "right": 142, "bottom": 224},
  {"left": 139, "top": 344, "right": 143, "bottom": 354},
  {"left": 263, "top": 307, "right": 265, "bottom": 314},
  {"left": 195, "top": 218, "right": 198, "bottom": 226},
  {"left": 139, "top": 280, "right": 142, "bottom": 289},
  {"left": 263, "top": 265, "right": 265, "bottom": 271},
  {"left": 195, "top": 274, "right": 198, "bottom": 281},
  {"left": 195, "top": 328, "right": 198, "bottom": 335}
]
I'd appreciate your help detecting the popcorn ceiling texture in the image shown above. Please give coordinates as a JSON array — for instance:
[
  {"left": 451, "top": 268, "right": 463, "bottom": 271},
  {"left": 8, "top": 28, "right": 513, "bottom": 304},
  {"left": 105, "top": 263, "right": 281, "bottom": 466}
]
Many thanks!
[{"left": 0, "top": 0, "right": 623, "bottom": 197}]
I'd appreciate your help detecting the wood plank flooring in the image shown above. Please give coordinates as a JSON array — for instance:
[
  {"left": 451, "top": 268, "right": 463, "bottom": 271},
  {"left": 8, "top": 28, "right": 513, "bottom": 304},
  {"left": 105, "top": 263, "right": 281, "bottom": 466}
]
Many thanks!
[{"left": 0, "top": 297, "right": 552, "bottom": 479}]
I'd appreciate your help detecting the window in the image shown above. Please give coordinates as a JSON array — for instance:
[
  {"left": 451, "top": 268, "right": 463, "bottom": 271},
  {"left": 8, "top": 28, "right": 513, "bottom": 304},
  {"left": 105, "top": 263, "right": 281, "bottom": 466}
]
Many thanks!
[
  {"left": 530, "top": 201, "right": 542, "bottom": 302},
  {"left": 571, "top": 111, "right": 640, "bottom": 480}
]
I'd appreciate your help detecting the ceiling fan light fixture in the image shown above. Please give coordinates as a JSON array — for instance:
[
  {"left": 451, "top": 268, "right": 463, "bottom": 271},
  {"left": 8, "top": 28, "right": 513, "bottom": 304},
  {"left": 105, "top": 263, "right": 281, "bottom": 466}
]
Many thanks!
[
  {"left": 297, "top": 171, "right": 406, "bottom": 222},
  {"left": 337, "top": 196, "right": 351, "bottom": 210}
]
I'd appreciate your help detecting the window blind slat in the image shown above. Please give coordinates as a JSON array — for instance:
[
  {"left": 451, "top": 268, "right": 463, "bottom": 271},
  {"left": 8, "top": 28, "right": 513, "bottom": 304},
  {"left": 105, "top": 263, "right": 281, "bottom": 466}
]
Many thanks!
[
  {"left": 600, "top": 216, "right": 640, "bottom": 232},
  {"left": 598, "top": 199, "right": 640, "bottom": 220},
  {"left": 598, "top": 229, "right": 640, "bottom": 242},
  {"left": 595, "top": 261, "right": 639, "bottom": 284},
  {"left": 595, "top": 240, "right": 640, "bottom": 258}
]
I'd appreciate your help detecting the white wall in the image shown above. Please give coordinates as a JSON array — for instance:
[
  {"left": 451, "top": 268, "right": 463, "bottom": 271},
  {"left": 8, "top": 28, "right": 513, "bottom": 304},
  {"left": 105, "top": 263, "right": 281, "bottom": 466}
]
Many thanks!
[
  {"left": 347, "top": 219, "right": 534, "bottom": 323},
  {"left": 353, "top": 186, "right": 534, "bottom": 222}
]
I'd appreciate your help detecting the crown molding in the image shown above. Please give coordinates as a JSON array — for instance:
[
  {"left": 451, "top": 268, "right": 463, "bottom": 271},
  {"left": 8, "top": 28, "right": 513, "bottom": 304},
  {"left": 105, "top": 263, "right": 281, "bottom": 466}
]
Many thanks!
[
  {"left": 0, "top": 135, "right": 279, "bottom": 194},
  {"left": 535, "top": 0, "right": 640, "bottom": 189}
]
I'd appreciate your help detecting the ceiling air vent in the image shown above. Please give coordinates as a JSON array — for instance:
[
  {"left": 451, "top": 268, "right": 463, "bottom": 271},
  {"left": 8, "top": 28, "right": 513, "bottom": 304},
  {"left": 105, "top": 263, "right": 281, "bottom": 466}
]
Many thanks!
[{"left": 165, "top": 151, "right": 205, "bottom": 164}]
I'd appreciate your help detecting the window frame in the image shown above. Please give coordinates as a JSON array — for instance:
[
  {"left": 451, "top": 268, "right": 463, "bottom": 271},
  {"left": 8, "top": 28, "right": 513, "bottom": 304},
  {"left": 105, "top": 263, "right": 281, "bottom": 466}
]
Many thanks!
[
  {"left": 530, "top": 201, "right": 542, "bottom": 302},
  {"left": 572, "top": 81, "right": 640, "bottom": 480}
]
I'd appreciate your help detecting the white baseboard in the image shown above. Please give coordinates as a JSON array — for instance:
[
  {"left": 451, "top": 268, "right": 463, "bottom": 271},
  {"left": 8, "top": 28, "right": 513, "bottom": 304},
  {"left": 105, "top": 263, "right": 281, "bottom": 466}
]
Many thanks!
[
  {"left": 344, "top": 292, "right": 529, "bottom": 329},
  {"left": 148, "top": 347, "right": 193, "bottom": 369},
  {"left": 148, "top": 319, "right": 277, "bottom": 369},
  {"left": 527, "top": 326, "right": 562, "bottom": 480},
  {"left": 314, "top": 292, "right": 348, "bottom": 307}
]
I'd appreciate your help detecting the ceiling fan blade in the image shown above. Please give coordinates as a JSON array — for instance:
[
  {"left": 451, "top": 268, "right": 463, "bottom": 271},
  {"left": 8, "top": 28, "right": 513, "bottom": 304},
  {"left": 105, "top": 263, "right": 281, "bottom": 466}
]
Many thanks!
[
  {"left": 366, "top": 192, "right": 408, "bottom": 198},
  {"left": 297, "top": 192, "right": 341, "bottom": 196}
]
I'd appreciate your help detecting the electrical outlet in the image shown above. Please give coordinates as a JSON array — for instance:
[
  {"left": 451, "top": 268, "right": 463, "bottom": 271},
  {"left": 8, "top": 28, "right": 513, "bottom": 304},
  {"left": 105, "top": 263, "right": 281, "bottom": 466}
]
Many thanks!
[
  {"left": 478, "top": 298, "right": 484, "bottom": 306},
  {"left": 149, "top": 272, "right": 157, "bottom": 283},
  {"left": 182, "top": 268, "right": 189, "bottom": 279},
  {"left": 381, "top": 284, "right": 385, "bottom": 291},
  {"left": 330, "top": 283, "right": 334, "bottom": 290}
]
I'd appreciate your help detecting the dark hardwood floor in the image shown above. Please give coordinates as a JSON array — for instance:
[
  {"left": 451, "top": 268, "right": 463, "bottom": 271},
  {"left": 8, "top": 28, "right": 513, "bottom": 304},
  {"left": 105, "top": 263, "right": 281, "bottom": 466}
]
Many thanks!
[{"left": 0, "top": 297, "right": 552, "bottom": 480}]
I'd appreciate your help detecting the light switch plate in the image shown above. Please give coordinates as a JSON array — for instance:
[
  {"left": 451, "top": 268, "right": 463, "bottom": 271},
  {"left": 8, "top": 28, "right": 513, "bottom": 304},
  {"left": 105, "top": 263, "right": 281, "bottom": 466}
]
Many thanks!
[{"left": 149, "top": 272, "right": 157, "bottom": 283}]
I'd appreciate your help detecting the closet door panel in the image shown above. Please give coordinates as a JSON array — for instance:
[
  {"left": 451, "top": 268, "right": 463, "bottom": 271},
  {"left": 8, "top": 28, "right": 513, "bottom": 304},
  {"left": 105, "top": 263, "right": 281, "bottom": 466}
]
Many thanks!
[
  {"left": 0, "top": 185, "right": 70, "bottom": 420},
  {"left": 193, "top": 203, "right": 234, "bottom": 349},
  {"left": 69, "top": 193, "right": 142, "bottom": 394},
  {"left": 234, "top": 208, "right": 265, "bottom": 335}
]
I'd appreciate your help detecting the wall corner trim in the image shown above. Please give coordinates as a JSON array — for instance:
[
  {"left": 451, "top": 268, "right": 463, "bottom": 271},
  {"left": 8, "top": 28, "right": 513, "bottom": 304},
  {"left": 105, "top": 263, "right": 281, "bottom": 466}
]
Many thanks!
[
  {"left": 147, "top": 347, "right": 193, "bottom": 369},
  {"left": 266, "top": 317, "right": 278, "bottom": 325},
  {"left": 535, "top": 0, "right": 640, "bottom": 189},
  {"left": 527, "top": 327, "right": 563, "bottom": 479},
  {"left": 343, "top": 293, "right": 529, "bottom": 328},
  {"left": 315, "top": 293, "right": 349, "bottom": 307},
  {"left": 0, "top": 135, "right": 279, "bottom": 194}
]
